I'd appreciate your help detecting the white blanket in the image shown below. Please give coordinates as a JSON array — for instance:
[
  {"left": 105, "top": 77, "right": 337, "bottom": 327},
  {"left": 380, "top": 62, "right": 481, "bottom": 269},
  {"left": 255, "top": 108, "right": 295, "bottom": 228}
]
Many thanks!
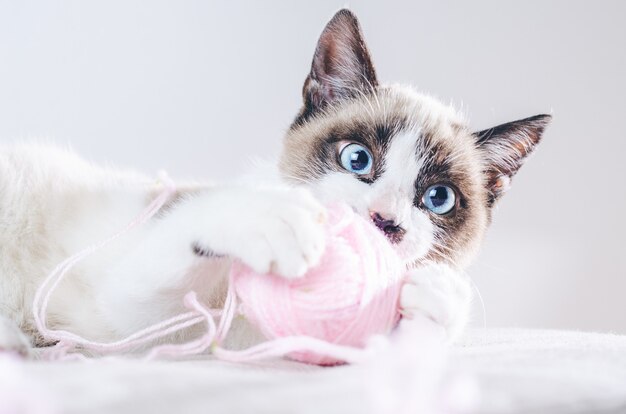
[{"left": 2, "top": 329, "right": 626, "bottom": 414}]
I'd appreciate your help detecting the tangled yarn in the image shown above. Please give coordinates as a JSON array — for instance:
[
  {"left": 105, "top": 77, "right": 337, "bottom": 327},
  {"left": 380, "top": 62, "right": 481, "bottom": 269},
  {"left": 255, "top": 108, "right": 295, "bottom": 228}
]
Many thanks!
[{"left": 32, "top": 175, "right": 405, "bottom": 365}]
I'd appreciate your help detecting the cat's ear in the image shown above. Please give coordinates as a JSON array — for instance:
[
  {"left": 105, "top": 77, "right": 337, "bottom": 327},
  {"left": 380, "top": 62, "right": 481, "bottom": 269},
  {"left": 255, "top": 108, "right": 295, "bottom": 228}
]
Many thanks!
[
  {"left": 302, "top": 9, "right": 378, "bottom": 115},
  {"left": 474, "top": 114, "right": 552, "bottom": 205}
]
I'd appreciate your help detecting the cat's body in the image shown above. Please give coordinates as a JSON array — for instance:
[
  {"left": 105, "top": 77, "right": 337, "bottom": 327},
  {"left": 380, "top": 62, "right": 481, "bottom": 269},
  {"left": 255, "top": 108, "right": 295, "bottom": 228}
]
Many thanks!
[{"left": 0, "top": 10, "right": 550, "bottom": 356}]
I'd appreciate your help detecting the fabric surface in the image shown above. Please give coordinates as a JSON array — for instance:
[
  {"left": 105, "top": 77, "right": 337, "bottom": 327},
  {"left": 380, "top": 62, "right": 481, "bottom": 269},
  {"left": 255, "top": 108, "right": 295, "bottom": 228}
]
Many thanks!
[{"left": 2, "top": 328, "right": 626, "bottom": 414}]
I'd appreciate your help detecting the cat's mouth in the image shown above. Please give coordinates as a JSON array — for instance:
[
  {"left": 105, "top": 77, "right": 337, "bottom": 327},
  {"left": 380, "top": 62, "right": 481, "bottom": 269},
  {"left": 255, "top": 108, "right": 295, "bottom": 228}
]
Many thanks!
[{"left": 379, "top": 226, "right": 405, "bottom": 244}]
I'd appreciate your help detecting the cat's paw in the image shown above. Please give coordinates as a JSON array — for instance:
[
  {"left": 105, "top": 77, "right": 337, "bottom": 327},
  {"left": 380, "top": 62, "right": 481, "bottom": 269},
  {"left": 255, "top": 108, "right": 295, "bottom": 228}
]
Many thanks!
[
  {"left": 400, "top": 264, "right": 471, "bottom": 341},
  {"left": 196, "top": 186, "right": 327, "bottom": 279},
  {"left": 0, "top": 317, "right": 32, "bottom": 359}
]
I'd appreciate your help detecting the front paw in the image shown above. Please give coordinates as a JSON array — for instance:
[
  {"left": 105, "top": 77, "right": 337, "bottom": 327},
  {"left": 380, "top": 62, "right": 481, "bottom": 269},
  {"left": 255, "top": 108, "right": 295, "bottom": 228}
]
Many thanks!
[
  {"left": 196, "top": 186, "right": 327, "bottom": 279},
  {"left": 400, "top": 264, "right": 471, "bottom": 340}
]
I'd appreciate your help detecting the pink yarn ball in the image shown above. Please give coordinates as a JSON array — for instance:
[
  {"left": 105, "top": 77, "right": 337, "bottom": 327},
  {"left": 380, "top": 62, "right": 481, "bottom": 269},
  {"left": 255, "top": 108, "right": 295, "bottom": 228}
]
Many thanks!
[{"left": 231, "top": 203, "right": 405, "bottom": 365}]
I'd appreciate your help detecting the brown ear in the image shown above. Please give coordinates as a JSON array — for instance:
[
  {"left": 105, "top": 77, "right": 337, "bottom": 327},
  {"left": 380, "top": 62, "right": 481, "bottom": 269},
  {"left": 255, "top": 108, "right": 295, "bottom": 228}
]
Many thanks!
[
  {"left": 300, "top": 9, "right": 378, "bottom": 120},
  {"left": 474, "top": 114, "right": 552, "bottom": 205}
]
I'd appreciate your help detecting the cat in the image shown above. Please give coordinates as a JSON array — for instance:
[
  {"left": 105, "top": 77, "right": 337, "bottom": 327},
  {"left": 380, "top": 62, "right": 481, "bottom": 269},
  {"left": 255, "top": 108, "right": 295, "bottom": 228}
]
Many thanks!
[{"left": 0, "top": 9, "right": 550, "bottom": 357}]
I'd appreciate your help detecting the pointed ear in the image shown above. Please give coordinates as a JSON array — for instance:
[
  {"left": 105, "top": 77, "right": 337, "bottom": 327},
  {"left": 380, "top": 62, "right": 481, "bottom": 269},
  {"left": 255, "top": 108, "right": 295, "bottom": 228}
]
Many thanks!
[
  {"left": 474, "top": 114, "right": 552, "bottom": 205},
  {"left": 302, "top": 9, "right": 378, "bottom": 117}
]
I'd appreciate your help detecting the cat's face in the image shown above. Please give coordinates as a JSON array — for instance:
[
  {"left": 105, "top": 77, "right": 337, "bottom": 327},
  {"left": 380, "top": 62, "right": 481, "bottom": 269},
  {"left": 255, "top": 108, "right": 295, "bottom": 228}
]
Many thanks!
[{"left": 279, "top": 10, "right": 550, "bottom": 269}]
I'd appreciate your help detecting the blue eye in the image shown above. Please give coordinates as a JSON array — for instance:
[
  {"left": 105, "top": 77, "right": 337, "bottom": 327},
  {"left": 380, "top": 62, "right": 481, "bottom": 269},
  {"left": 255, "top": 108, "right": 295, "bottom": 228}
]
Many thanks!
[
  {"left": 422, "top": 185, "right": 456, "bottom": 215},
  {"left": 339, "top": 143, "right": 373, "bottom": 175}
]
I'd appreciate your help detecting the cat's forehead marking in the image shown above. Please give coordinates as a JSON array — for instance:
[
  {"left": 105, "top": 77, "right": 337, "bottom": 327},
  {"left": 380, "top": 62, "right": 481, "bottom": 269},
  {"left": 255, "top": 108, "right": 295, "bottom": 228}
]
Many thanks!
[{"left": 376, "top": 129, "right": 423, "bottom": 195}]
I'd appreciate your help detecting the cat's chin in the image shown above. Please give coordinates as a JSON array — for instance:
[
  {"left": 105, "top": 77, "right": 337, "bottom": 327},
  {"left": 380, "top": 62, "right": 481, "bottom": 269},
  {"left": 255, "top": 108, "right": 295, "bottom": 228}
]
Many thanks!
[{"left": 392, "top": 243, "right": 433, "bottom": 269}]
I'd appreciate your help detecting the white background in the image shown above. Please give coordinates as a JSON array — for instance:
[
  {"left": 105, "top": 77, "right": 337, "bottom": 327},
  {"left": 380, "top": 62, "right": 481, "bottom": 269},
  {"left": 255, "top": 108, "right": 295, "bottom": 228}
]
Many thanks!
[{"left": 1, "top": 1, "right": 624, "bottom": 333}]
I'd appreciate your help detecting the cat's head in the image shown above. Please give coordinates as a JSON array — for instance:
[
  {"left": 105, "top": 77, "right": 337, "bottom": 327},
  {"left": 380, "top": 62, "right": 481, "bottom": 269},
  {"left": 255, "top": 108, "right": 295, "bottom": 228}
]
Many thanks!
[{"left": 279, "top": 9, "right": 551, "bottom": 269}]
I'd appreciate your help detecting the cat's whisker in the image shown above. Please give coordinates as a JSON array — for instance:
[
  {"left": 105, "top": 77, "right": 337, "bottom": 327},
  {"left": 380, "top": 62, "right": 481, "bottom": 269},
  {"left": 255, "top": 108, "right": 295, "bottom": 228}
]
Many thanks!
[
  {"left": 360, "top": 72, "right": 382, "bottom": 113},
  {"left": 280, "top": 173, "right": 309, "bottom": 185}
]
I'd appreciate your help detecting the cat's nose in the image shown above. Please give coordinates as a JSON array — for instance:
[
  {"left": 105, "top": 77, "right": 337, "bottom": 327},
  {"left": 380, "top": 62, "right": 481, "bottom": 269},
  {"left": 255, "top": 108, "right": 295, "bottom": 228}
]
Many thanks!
[{"left": 370, "top": 212, "right": 405, "bottom": 243}]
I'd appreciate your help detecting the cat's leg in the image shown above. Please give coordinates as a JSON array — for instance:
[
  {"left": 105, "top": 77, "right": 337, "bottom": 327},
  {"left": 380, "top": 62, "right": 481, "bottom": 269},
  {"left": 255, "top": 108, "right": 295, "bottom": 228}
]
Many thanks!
[
  {"left": 91, "top": 184, "right": 327, "bottom": 338},
  {"left": 0, "top": 315, "right": 32, "bottom": 358},
  {"left": 399, "top": 264, "right": 472, "bottom": 341},
  {"left": 186, "top": 185, "right": 327, "bottom": 278}
]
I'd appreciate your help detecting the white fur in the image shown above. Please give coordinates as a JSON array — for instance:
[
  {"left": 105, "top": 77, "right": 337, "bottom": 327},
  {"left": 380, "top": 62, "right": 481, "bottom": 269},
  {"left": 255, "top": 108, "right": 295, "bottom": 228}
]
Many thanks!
[
  {"left": 400, "top": 265, "right": 471, "bottom": 341},
  {"left": 0, "top": 314, "right": 32, "bottom": 357}
]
